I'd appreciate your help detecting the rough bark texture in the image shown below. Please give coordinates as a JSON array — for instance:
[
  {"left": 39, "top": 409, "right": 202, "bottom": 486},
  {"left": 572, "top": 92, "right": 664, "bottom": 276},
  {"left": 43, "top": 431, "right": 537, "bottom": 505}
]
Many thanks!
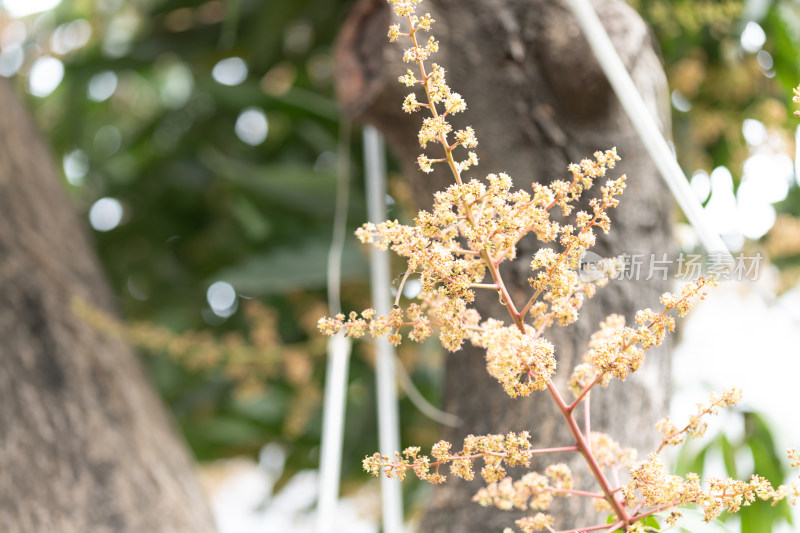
[
  {"left": 336, "top": 1, "right": 674, "bottom": 531},
  {"left": 0, "top": 80, "right": 216, "bottom": 532}
]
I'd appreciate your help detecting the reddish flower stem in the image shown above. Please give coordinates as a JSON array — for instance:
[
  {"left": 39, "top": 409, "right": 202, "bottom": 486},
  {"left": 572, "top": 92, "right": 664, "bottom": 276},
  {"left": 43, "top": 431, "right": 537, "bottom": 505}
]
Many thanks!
[
  {"left": 552, "top": 520, "right": 625, "bottom": 533},
  {"left": 549, "top": 488, "right": 606, "bottom": 499},
  {"left": 569, "top": 374, "right": 602, "bottom": 412},
  {"left": 547, "top": 381, "right": 632, "bottom": 526},
  {"left": 531, "top": 445, "right": 580, "bottom": 455},
  {"left": 584, "top": 391, "right": 592, "bottom": 437},
  {"left": 409, "top": 14, "right": 528, "bottom": 333},
  {"left": 405, "top": 15, "right": 635, "bottom": 529}
]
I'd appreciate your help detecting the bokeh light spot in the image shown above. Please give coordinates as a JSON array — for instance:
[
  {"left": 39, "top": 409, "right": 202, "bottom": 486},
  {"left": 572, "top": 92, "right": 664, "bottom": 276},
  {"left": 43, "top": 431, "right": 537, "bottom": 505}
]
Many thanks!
[
  {"left": 28, "top": 56, "right": 64, "bottom": 97},
  {"left": 3, "top": 0, "right": 61, "bottom": 17},
  {"left": 88, "top": 70, "right": 119, "bottom": 101},
  {"left": 89, "top": 197, "right": 124, "bottom": 232},
  {"left": 740, "top": 21, "right": 766, "bottom": 53},
  {"left": 690, "top": 170, "right": 711, "bottom": 204},
  {"left": 742, "top": 118, "right": 767, "bottom": 146},
  {"left": 207, "top": 281, "right": 238, "bottom": 317},
  {"left": 212, "top": 57, "right": 247, "bottom": 86},
  {"left": 63, "top": 149, "right": 89, "bottom": 185},
  {"left": 235, "top": 107, "right": 268, "bottom": 146}
]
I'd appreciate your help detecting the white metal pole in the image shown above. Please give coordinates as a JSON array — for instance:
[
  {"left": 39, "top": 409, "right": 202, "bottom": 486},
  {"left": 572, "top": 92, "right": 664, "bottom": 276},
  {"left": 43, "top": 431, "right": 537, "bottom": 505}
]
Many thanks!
[
  {"left": 566, "top": 0, "right": 732, "bottom": 262},
  {"left": 316, "top": 335, "right": 352, "bottom": 533},
  {"left": 363, "top": 125, "right": 404, "bottom": 533},
  {"left": 316, "top": 121, "right": 353, "bottom": 533}
]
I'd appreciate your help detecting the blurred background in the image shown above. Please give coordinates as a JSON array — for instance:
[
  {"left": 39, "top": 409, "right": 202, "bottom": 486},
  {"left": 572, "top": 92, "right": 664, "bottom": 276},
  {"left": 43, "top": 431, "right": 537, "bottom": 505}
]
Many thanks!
[{"left": 1, "top": 0, "right": 799, "bottom": 531}]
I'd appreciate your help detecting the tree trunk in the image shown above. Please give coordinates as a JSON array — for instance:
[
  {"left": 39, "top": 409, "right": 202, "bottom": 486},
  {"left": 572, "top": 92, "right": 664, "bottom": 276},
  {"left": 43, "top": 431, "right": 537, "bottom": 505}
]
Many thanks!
[
  {"left": 336, "top": 0, "right": 673, "bottom": 531},
  {"left": 0, "top": 80, "right": 216, "bottom": 532}
]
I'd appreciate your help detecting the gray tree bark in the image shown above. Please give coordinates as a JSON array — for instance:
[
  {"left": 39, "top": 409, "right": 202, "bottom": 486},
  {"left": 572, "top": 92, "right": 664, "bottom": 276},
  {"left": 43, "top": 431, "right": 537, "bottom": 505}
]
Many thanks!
[
  {"left": 0, "top": 80, "right": 216, "bottom": 532},
  {"left": 336, "top": 0, "right": 674, "bottom": 531}
]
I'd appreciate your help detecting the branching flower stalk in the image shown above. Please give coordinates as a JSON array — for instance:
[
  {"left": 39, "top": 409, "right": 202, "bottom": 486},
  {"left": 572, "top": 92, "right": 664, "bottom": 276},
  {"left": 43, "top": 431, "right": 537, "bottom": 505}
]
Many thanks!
[{"left": 320, "top": 1, "right": 800, "bottom": 531}]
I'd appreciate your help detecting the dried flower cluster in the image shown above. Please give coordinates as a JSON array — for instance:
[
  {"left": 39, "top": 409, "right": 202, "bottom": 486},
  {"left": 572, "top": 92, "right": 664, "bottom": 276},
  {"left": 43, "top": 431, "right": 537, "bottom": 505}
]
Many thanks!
[
  {"left": 319, "top": 1, "right": 800, "bottom": 531},
  {"left": 74, "top": 298, "right": 321, "bottom": 436}
]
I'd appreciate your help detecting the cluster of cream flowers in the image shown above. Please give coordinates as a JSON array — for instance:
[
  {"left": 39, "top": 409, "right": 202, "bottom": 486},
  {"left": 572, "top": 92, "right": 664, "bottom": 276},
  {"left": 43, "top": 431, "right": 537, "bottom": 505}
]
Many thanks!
[
  {"left": 319, "top": 0, "right": 800, "bottom": 531},
  {"left": 655, "top": 387, "right": 742, "bottom": 451},
  {"left": 319, "top": 35, "right": 631, "bottom": 392},
  {"left": 623, "top": 452, "right": 797, "bottom": 525},
  {"left": 567, "top": 277, "right": 714, "bottom": 398},
  {"left": 362, "top": 431, "right": 535, "bottom": 485},
  {"left": 473, "top": 463, "right": 573, "bottom": 512}
]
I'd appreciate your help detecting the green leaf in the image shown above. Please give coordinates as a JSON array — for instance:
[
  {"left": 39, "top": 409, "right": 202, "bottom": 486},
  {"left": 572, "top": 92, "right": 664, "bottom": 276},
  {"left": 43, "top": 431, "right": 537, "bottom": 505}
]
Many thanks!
[
  {"left": 605, "top": 514, "right": 621, "bottom": 532},
  {"left": 720, "top": 434, "right": 738, "bottom": 478},
  {"left": 644, "top": 515, "right": 661, "bottom": 529},
  {"left": 741, "top": 504, "right": 772, "bottom": 533},
  {"left": 605, "top": 514, "right": 662, "bottom": 531},
  {"left": 675, "top": 440, "right": 709, "bottom": 476},
  {"left": 231, "top": 194, "right": 273, "bottom": 241},
  {"left": 201, "top": 148, "right": 357, "bottom": 218},
  {"left": 233, "top": 390, "right": 290, "bottom": 423},
  {"left": 213, "top": 238, "right": 369, "bottom": 295},
  {"left": 189, "top": 416, "right": 267, "bottom": 445},
  {"left": 745, "top": 411, "right": 785, "bottom": 483}
]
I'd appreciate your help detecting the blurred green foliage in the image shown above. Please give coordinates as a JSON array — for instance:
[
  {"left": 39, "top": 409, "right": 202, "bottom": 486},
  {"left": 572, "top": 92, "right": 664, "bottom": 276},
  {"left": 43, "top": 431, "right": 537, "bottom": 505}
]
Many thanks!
[
  {"left": 0, "top": 0, "right": 446, "bottom": 489},
  {"left": 632, "top": 0, "right": 799, "bottom": 173}
]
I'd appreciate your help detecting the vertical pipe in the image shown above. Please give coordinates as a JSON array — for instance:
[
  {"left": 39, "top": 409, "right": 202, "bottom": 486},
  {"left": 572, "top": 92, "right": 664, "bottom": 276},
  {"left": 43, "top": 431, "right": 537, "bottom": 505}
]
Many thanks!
[
  {"left": 566, "top": 0, "right": 731, "bottom": 261},
  {"left": 316, "top": 121, "right": 353, "bottom": 533},
  {"left": 363, "top": 125, "right": 404, "bottom": 533},
  {"left": 316, "top": 335, "right": 352, "bottom": 533}
]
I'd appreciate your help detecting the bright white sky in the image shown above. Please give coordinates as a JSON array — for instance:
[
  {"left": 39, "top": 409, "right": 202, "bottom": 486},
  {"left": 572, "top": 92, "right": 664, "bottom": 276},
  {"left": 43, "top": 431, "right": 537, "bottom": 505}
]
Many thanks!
[
  {"left": 1, "top": 0, "right": 61, "bottom": 18},
  {"left": 672, "top": 279, "right": 800, "bottom": 533}
]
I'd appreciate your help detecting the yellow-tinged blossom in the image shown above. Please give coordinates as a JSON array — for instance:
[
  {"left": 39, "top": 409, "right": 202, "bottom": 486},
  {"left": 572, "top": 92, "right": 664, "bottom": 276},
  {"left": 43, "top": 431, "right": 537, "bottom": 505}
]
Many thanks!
[
  {"left": 794, "top": 85, "right": 800, "bottom": 116},
  {"left": 320, "top": 2, "right": 798, "bottom": 532},
  {"left": 656, "top": 387, "right": 742, "bottom": 452},
  {"left": 363, "top": 431, "right": 535, "bottom": 486},
  {"left": 624, "top": 452, "right": 799, "bottom": 522},
  {"left": 473, "top": 321, "right": 556, "bottom": 397},
  {"left": 514, "top": 513, "right": 554, "bottom": 533}
]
